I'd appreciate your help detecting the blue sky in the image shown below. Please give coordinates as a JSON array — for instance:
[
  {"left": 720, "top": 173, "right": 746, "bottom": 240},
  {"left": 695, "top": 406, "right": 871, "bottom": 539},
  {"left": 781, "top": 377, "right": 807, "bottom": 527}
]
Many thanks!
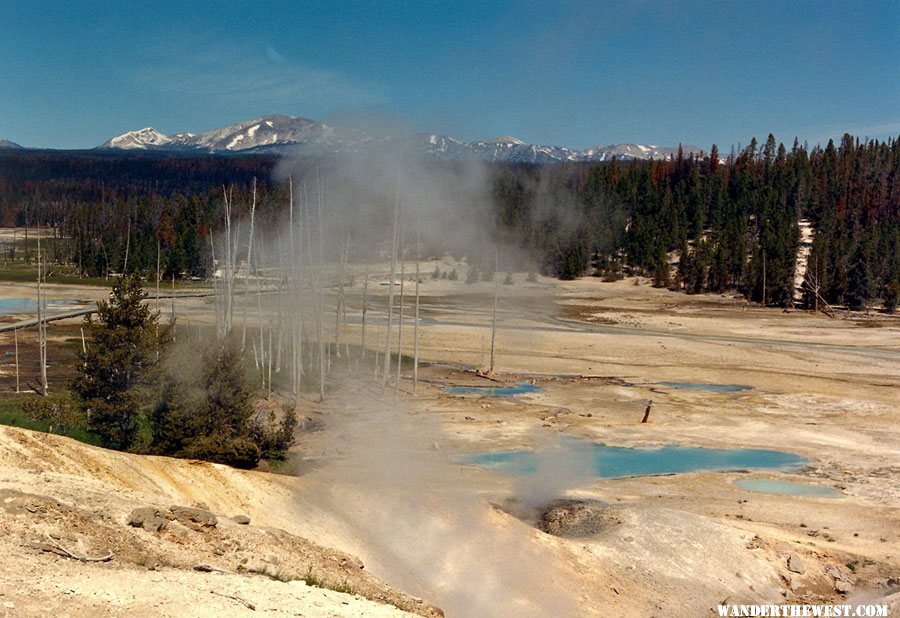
[{"left": 1, "top": 0, "right": 898, "bottom": 150}]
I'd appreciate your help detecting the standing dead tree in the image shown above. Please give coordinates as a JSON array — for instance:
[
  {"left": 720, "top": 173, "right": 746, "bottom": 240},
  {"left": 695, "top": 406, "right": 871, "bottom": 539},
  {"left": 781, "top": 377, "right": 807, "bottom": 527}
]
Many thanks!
[
  {"left": 412, "top": 203, "right": 421, "bottom": 395},
  {"left": 14, "top": 328, "right": 20, "bottom": 394},
  {"left": 241, "top": 179, "right": 258, "bottom": 351},
  {"left": 36, "top": 235, "right": 48, "bottom": 395},
  {"left": 334, "top": 235, "right": 351, "bottom": 360},
  {"left": 488, "top": 243, "right": 499, "bottom": 376},
  {"left": 316, "top": 169, "right": 326, "bottom": 401},
  {"left": 395, "top": 219, "right": 405, "bottom": 396},
  {"left": 360, "top": 262, "right": 370, "bottom": 366},
  {"left": 288, "top": 176, "right": 306, "bottom": 396},
  {"left": 382, "top": 183, "right": 401, "bottom": 387}
]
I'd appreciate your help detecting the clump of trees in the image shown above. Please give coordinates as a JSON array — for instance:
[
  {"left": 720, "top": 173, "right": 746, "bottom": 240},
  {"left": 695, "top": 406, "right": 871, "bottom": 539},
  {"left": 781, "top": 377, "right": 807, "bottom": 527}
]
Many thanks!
[
  {"left": 71, "top": 276, "right": 294, "bottom": 467},
  {"left": 150, "top": 336, "right": 295, "bottom": 468}
]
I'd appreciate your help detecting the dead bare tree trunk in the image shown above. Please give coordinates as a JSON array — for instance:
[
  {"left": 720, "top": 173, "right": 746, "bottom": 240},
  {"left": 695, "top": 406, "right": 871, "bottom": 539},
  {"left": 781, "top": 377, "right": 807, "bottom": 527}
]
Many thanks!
[
  {"left": 156, "top": 239, "right": 161, "bottom": 311},
  {"left": 256, "top": 256, "right": 265, "bottom": 387},
  {"left": 382, "top": 184, "right": 401, "bottom": 387},
  {"left": 316, "top": 169, "right": 326, "bottom": 402},
  {"left": 241, "top": 180, "right": 257, "bottom": 352},
  {"left": 267, "top": 294, "right": 274, "bottom": 399},
  {"left": 360, "top": 262, "right": 369, "bottom": 363},
  {"left": 155, "top": 239, "right": 161, "bottom": 360},
  {"left": 413, "top": 204, "right": 421, "bottom": 395},
  {"left": 14, "top": 328, "right": 20, "bottom": 394},
  {"left": 37, "top": 236, "right": 48, "bottom": 396},
  {"left": 488, "top": 243, "right": 499, "bottom": 376},
  {"left": 334, "top": 236, "right": 349, "bottom": 359},
  {"left": 303, "top": 181, "right": 315, "bottom": 377},
  {"left": 288, "top": 176, "right": 303, "bottom": 395},
  {"left": 23, "top": 203, "right": 28, "bottom": 261},
  {"left": 209, "top": 232, "right": 222, "bottom": 337},
  {"left": 395, "top": 220, "right": 406, "bottom": 396},
  {"left": 122, "top": 218, "right": 130, "bottom": 275}
]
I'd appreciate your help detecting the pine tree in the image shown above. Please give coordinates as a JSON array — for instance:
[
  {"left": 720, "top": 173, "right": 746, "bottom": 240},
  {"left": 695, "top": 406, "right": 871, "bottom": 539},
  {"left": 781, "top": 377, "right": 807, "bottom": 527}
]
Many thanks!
[{"left": 73, "top": 276, "right": 171, "bottom": 450}]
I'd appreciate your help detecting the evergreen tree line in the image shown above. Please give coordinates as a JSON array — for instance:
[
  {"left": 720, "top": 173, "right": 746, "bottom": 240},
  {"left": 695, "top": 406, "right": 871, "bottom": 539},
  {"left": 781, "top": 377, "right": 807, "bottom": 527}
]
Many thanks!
[
  {"left": 493, "top": 134, "right": 899, "bottom": 310},
  {"left": 2, "top": 134, "right": 897, "bottom": 310}
]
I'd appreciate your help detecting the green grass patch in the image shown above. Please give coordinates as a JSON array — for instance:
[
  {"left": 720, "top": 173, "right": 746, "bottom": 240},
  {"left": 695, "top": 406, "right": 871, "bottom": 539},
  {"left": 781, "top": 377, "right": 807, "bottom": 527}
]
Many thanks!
[
  {"left": 0, "top": 396, "right": 102, "bottom": 446},
  {"left": 0, "top": 261, "right": 212, "bottom": 290}
]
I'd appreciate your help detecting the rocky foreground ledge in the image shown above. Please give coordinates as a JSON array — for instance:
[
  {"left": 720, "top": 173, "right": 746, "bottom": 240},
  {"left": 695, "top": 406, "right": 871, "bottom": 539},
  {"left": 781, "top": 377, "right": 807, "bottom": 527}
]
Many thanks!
[{"left": 0, "top": 425, "right": 442, "bottom": 617}]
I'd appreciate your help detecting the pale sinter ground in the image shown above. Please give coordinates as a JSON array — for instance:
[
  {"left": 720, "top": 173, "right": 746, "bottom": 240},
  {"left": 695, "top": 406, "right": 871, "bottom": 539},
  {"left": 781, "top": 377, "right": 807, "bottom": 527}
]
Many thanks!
[{"left": 0, "top": 261, "right": 898, "bottom": 616}]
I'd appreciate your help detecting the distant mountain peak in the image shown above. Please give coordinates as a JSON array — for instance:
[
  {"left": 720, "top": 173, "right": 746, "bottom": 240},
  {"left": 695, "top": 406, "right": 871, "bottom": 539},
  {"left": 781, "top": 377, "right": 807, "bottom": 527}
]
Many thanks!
[
  {"left": 96, "top": 115, "right": 698, "bottom": 163},
  {"left": 479, "top": 136, "right": 526, "bottom": 146},
  {"left": 0, "top": 139, "right": 23, "bottom": 150},
  {"left": 99, "top": 128, "right": 173, "bottom": 150}
]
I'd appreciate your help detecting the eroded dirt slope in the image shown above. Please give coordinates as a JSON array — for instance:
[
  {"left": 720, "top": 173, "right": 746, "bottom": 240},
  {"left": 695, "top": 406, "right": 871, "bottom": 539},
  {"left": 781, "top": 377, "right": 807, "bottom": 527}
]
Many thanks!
[{"left": 0, "top": 425, "right": 440, "bottom": 617}]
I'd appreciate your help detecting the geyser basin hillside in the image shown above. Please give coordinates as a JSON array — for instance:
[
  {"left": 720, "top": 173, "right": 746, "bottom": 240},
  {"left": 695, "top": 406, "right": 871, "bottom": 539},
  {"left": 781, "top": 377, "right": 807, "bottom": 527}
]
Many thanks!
[{"left": 455, "top": 443, "right": 807, "bottom": 478}]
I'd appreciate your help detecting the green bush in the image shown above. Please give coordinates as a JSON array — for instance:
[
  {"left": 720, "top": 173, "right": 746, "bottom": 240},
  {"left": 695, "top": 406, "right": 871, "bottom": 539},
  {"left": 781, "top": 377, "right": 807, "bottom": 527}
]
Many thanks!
[
  {"left": 248, "top": 405, "right": 297, "bottom": 460},
  {"left": 181, "top": 434, "right": 260, "bottom": 469},
  {"left": 21, "top": 394, "right": 86, "bottom": 435}
]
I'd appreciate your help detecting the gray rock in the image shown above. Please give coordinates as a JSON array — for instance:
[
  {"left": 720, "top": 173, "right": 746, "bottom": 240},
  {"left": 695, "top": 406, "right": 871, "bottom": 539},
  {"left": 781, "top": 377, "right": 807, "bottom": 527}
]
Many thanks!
[
  {"left": 232, "top": 514, "right": 251, "bottom": 525},
  {"left": 827, "top": 566, "right": 847, "bottom": 581},
  {"left": 127, "top": 507, "right": 169, "bottom": 532},
  {"left": 170, "top": 505, "right": 217, "bottom": 529},
  {"left": 787, "top": 552, "right": 806, "bottom": 574},
  {"left": 835, "top": 579, "right": 854, "bottom": 594}
]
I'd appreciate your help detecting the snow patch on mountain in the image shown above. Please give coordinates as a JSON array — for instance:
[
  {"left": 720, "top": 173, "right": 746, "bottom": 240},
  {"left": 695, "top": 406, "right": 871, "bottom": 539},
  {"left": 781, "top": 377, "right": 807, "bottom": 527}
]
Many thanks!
[
  {"left": 96, "top": 115, "right": 703, "bottom": 162},
  {"left": 99, "top": 128, "right": 174, "bottom": 150}
]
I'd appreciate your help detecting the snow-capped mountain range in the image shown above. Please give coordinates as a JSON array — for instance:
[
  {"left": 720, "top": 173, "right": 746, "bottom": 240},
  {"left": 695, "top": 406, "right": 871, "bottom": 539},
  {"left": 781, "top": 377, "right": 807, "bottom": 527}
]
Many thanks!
[
  {"left": 96, "top": 114, "right": 702, "bottom": 163},
  {"left": 0, "top": 139, "right": 23, "bottom": 149}
]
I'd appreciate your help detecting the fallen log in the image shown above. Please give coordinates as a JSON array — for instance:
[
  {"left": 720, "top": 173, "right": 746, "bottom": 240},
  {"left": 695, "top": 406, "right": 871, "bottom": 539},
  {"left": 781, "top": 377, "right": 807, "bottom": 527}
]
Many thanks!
[
  {"left": 470, "top": 370, "right": 501, "bottom": 383},
  {"left": 211, "top": 590, "right": 256, "bottom": 611},
  {"left": 40, "top": 535, "right": 113, "bottom": 562}
]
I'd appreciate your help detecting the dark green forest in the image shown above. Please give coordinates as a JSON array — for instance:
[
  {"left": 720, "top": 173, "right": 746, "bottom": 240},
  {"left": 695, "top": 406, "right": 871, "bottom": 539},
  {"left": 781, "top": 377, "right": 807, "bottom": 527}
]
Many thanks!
[
  {"left": 493, "top": 134, "right": 898, "bottom": 311},
  {"left": 1, "top": 132, "right": 897, "bottom": 311}
]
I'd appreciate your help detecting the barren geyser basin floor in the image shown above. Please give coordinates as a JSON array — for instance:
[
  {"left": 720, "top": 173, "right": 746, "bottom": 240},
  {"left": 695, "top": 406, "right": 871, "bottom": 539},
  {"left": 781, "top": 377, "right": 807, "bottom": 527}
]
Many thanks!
[{"left": 1, "top": 272, "right": 898, "bottom": 616}]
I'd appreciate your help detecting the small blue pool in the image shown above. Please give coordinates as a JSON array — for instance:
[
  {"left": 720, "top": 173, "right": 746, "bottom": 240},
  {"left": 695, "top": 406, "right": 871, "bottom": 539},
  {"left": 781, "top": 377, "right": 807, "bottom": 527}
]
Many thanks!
[
  {"left": 657, "top": 382, "right": 752, "bottom": 392},
  {"left": 734, "top": 479, "right": 841, "bottom": 498},
  {"left": 443, "top": 382, "right": 542, "bottom": 396},
  {"left": 455, "top": 443, "right": 807, "bottom": 479},
  {"left": 0, "top": 299, "right": 80, "bottom": 315}
]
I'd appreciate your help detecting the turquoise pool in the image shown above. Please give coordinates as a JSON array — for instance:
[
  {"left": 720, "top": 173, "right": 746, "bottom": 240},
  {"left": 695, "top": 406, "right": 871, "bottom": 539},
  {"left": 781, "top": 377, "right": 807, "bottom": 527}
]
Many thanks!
[{"left": 455, "top": 443, "right": 807, "bottom": 479}]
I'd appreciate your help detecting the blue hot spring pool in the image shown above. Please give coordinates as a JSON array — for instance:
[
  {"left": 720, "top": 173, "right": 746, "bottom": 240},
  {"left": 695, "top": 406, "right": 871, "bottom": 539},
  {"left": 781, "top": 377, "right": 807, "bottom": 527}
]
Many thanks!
[
  {"left": 657, "top": 382, "right": 752, "bottom": 392},
  {"left": 454, "top": 444, "right": 807, "bottom": 479},
  {"left": 0, "top": 299, "right": 80, "bottom": 315},
  {"left": 734, "top": 479, "right": 841, "bottom": 498},
  {"left": 443, "top": 382, "right": 542, "bottom": 396}
]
